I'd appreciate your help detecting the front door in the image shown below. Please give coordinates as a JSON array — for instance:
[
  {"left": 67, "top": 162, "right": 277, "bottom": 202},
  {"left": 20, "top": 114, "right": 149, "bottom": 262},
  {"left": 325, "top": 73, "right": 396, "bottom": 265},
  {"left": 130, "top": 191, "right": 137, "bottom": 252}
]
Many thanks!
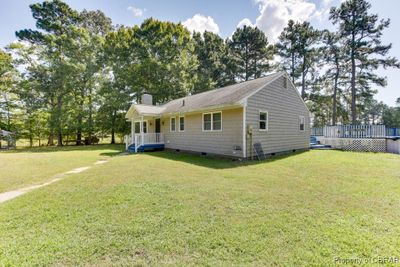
[
  {"left": 155, "top": 118, "right": 161, "bottom": 133},
  {"left": 155, "top": 118, "right": 161, "bottom": 143}
]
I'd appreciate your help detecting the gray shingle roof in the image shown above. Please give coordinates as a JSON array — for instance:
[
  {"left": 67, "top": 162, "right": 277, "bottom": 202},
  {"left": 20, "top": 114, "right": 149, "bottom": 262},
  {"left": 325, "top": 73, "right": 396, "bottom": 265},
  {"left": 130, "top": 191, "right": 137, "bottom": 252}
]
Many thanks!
[
  {"left": 132, "top": 104, "right": 165, "bottom": 115},
  {"left": 126, "top": 72, "right": 283, "bottom": 117}
]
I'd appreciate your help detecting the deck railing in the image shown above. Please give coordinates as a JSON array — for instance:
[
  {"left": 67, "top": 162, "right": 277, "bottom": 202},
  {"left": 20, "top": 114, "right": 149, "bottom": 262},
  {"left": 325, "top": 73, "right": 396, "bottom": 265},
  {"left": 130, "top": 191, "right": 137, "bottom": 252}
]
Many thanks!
[
  {"left": 125, "top": 133, "right": 164, "bottom": 151},
  {"left": 135, "top": 133, "right": 164, "bottom": 146},
  {"left": 312, "top": 125, "right": 392, "bottom": 138},
  {"left": 124, "top": 134, "right": 133, "bottom": 150},
  {"left": 386, "top": 128, "right": 400, "bottom": 137},
  {"left": 311, "top": 127, "right": 324, "bottom": 136}
]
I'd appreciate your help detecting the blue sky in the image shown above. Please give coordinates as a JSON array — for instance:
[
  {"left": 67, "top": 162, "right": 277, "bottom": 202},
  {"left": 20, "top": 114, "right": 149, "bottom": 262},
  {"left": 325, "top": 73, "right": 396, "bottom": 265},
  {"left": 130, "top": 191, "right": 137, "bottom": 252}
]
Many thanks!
[{"left": 0, "top": 0, "right": 399, "bottom": 105}]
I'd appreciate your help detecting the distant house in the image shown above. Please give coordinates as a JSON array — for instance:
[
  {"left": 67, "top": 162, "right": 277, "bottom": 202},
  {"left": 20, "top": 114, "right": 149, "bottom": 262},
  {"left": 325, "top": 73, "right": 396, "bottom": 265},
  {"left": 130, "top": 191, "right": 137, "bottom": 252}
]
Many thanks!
[{"left": 125, "top": 72, "right": 310, "bottom": 158}]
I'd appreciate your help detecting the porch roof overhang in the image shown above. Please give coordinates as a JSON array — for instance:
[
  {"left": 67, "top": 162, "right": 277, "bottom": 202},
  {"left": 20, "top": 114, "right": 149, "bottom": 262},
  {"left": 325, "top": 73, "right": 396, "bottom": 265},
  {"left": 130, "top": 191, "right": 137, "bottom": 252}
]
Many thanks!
[
  {"left": 125, "top": 104, "right": 165, "bottom": 119},
  {"left": 126, "top": 102, "right": 245, "bottom": 120}
]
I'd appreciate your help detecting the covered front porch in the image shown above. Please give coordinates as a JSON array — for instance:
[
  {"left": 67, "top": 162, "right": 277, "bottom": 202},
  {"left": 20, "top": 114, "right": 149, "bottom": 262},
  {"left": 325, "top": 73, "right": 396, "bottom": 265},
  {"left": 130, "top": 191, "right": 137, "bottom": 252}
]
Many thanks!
[{"left": 125, "top": 104, "right": 165, "bottom": 153}]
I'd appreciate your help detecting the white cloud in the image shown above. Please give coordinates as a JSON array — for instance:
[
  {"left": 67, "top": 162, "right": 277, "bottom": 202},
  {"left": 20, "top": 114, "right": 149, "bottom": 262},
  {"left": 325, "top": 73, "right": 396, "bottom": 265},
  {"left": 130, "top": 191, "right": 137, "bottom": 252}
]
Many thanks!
[
  {"left": 228, "top": 18, "right": 255, "bottom": 39},
  {"left": 238, "top": 0, "right": 338, "bottom": 43},
  {"left": 127, "top": 5, "right": 145, "bottom": 18},
  {"left": 182, "top": 14, "right": 220, "bottom": 34},
  {"left": 254, "top": 0, "right": 316, "bottom": 42},
  {"left": 236, "top": 18, "right": 254, "bottom": 28},
  {"left": 314, "top": 0, "right": 336, "bottom": 21}
]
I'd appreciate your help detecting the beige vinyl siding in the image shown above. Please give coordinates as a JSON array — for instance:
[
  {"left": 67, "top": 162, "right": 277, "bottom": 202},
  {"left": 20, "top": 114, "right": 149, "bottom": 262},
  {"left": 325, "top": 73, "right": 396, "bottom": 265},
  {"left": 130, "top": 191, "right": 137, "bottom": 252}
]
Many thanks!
[
  {"left": 147, "top": 118, "right": 155, "bottom": 133},
  {"left": 161, "top": 108, "right": 244, "bottom": 158},
  {"left": 132, "top": 117, "right": 155, "bottom": 133},
  {"left": 245, "top": 76, "right": 310, "bottom": 156}
]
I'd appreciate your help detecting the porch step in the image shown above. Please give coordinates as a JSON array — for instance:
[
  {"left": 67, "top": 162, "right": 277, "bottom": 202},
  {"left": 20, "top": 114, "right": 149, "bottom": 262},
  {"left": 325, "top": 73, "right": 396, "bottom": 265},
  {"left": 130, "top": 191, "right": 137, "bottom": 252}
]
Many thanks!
[
  {"left": 127, "top": 144, "right": 144, "bottom": 153},
  {"left": 127, "top": 143, "right": 165, "bottom": 153},
  {"left": 127, "top": 145, "right": 142, "bottom": 152}
]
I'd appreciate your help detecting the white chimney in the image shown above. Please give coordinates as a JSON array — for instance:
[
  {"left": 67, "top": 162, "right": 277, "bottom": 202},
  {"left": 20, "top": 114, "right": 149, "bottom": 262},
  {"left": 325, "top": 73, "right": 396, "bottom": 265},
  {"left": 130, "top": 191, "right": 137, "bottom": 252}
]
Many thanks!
[{"left": 141, "top": 94, "right": 153, "bottom": 105}]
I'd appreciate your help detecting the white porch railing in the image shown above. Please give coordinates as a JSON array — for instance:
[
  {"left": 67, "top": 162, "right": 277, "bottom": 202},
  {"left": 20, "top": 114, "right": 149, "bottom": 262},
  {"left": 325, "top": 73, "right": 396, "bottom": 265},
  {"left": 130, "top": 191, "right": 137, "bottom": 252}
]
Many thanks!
[
  {"left": 124, "top": 133, "right": 164, "bottom": 151},
  {"left": 124, "top": 134, "right": 133, "bottom": 150}
]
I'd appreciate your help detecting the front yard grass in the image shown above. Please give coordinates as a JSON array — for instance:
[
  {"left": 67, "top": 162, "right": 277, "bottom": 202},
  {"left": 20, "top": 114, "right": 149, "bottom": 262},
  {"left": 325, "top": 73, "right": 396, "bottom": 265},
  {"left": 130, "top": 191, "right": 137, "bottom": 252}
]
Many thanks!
[
  {"left": 0, "top": 144, "right": 124, "bottom": 193},
  {"left": 0, "top": 150, "right": 400, "bottom": 266}
]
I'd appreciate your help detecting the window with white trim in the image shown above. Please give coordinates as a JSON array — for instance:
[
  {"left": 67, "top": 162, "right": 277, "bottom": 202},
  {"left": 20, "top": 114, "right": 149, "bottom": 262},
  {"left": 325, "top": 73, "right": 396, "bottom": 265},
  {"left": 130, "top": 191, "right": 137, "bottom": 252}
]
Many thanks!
[
  {"left": 179, "top": 116, "right": 185, "bottom": 131},
  {"left": 203, "top": 111, "right": 222, "bottom": 131},
  {"left": 259, "top": 111, "right": 268, "bottom": 131},
  {"left": 213, "top": 112, "right": 222, "bottom": 130},
  {"left": 142, "top": 121, "right": 147, "bottom": 133},
  {"left": 203, "top": 113, "right": 212, "bottom": 131},
  {"left": 134, "top": 121, "right": 147, "bottom": 133},
  {"left": 134, "top": 122, "right": 140, "bottom": 134},
  {"left": 299, "top": 116, "right": 305, "bottom": 131},
  {"left": 170, "top": 117, "right": 176, "bottom": 132}
]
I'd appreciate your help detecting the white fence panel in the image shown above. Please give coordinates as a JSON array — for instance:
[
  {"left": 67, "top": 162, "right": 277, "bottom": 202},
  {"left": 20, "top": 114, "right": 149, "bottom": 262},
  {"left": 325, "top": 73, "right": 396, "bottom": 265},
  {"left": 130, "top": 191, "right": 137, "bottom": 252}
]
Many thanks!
[
  {"left": 319, "top": 137, "right": 387, "bottom": 152},
  {"left": 314, "top": 125, "right": 387, "bottom": 138}
]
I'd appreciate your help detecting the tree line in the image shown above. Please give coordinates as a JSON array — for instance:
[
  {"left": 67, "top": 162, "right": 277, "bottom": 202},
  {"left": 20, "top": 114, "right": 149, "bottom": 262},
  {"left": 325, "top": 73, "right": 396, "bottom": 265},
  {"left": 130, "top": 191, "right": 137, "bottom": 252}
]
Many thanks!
[{"left": 0, "top": 0, "right": 399, "bottom": 147}]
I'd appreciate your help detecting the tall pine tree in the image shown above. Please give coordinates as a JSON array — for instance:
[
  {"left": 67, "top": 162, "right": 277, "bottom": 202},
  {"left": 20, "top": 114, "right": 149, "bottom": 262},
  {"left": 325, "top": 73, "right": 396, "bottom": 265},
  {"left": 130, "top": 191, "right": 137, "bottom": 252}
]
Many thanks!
[
  {"left": 276, "top": 20, "right": 299, "bottom": 83},
  {"left": 330, "top": 0, "right": 399, "bottom": 124},
  {"left": 276, "top": 20, "right": 320, "bottom": 100},
  {"left": 321, "top": 30, "right": 347, "bottom": 125},
  {"left": 228, "top": 26, "right": 273, "bottom": 81},
  {"left": 192, "top": 31, "right": 227, "bottom": 93}
]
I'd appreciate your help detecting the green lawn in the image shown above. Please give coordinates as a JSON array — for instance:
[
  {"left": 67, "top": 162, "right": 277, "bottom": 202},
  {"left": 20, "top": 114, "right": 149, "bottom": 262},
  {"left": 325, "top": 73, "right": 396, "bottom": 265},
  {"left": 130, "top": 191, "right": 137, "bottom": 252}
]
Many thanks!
[
  {"left": 0, "top": 144, "right": 124, "bottom": 193},
  {"left": 0, "top": 150, "right": 400, "bottom": 266}
]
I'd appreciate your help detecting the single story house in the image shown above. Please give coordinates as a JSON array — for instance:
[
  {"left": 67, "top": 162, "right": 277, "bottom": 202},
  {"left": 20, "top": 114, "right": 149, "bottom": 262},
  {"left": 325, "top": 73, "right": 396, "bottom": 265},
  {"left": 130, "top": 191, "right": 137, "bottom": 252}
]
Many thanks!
[{"left": 125, "top": 72, "right": 310, "bottom": 159}]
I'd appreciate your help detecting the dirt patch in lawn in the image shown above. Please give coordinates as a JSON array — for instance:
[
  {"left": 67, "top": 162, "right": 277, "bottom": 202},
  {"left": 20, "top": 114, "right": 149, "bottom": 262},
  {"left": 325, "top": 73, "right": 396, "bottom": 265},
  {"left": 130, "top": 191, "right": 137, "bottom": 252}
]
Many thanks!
[{"left": 0, "top": 160, "right": 109, "bottom": 203}]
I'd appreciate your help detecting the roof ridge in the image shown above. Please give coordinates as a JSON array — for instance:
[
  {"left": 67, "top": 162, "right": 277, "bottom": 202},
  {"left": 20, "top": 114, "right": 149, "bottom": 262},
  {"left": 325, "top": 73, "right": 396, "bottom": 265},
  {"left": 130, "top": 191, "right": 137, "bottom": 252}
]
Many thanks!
[
  {"left": 135, "top": 103, "right": 160, "bottom": 107},
  {"left": 126, "top": 71, "right": 284, "bottom": 118},
  {"left": 160, "top": 71, "right": 282, "bottom": 107}
]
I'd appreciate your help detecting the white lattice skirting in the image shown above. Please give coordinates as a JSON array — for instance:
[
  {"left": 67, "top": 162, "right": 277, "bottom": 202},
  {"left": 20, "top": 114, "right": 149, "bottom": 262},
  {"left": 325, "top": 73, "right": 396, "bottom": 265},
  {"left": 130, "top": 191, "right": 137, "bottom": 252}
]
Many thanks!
[{"left": 319, "top": 138, "right": 387, "bottom": 152}]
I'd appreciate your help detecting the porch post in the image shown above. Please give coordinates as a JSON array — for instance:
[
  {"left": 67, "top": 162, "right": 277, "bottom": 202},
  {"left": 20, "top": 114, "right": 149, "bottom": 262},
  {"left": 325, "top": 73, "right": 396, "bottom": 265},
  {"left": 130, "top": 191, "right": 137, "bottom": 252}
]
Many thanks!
[
  {"left": 141, "top": 116, "right": 144, "bottom": 146},
  {"left": 131, "top": 118, "right": 134, "bottom": 145}
]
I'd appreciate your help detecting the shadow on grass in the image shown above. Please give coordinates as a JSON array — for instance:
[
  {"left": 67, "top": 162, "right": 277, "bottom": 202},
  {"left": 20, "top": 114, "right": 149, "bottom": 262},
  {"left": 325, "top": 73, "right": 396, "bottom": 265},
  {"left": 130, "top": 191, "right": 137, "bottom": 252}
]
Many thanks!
[
  {"left": 144, "top": 149, "right": 308, "bottom": 169},
  {"left": 0, "top": 144, "right": 125, "bottom": 155},
  {"left": 100, "top": 151, "right": 125, "bottom": 157}
]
